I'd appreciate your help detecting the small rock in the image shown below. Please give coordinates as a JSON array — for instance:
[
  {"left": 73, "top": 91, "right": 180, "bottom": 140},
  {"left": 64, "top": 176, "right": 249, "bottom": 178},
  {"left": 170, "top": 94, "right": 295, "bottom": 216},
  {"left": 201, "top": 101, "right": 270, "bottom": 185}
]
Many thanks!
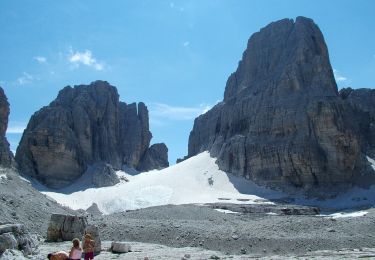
[
  {"left": 231, "top": 234, "right": 239, "bottom": 240},
  {"left": 210, "top": 255, "right": 220, "bottom": 259},
  {"left": 184, "top": 254, "right": 191, "bottom": 258},
  {"left": 111, "top": 241, "right": 132, "bottom": 253},
  {"left": 240, "top": 248, "right": 247, "bottom": 254}
]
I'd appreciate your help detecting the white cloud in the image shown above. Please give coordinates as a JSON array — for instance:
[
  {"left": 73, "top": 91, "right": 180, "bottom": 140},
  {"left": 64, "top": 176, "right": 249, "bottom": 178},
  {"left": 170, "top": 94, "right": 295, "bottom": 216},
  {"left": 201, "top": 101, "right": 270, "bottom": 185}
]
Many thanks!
[
  {"left": 150, "top": 103, "right": 212, "bottom": 121},
  {"left": 170, "top": 2, "right": 174, "bottom": 8},
  {"left": 68, "top": 48, "right": 105, "bottom": 71},
  {"left": 183, "top": 41, "right": 190, "bottom": 47},
  {"left": 16, "top": 72, "right": 34, "bottom": 85},
  {"left": 6, "top": 121, "right": 27, "bottom": 134},
  {"left": 333, "top": 69, "right": 348, "bottom": 83},
  {"left": 34, "top": 56, "right": 47, "bottom": 64}
]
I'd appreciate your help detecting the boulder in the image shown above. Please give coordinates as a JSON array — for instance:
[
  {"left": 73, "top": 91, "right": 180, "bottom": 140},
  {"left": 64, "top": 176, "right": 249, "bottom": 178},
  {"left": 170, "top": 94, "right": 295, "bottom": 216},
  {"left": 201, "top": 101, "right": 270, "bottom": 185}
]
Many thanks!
[
  {"left": 137, "top": 143, "right": 169, "bottom": 171},
  {"left": 82, "top": 225, "right": 101, "bottom": 254},
  {"left": 86, "top": 203, "right": 103, "bottom": 216},
  {"left": 46, "top": 214, "right": 87, "bottom": 242},
  {"left": 187, "top": 17, "right": 373, "bottom": 193},
  {"left": 0, "top": 223, "right": 38, "bottom": 256},
  {"left": 0, "top": 87, "right": 13, "bottom": 168},
  {"left": 16, "top": 81, "right": 169, "bottom": 188},
  {"left": 86, "top": 162, "right": 120, "bottom": 188},
  {"left": 111, "top": 241, "right": 131, "bottom": 253}
]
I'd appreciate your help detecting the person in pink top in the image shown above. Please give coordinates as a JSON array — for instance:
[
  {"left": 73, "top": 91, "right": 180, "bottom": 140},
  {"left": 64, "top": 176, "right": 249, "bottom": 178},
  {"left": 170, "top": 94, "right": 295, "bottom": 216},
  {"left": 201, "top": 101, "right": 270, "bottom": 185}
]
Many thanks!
[{"left": 69, "top": 238, "right": 83, "bottom": 260}]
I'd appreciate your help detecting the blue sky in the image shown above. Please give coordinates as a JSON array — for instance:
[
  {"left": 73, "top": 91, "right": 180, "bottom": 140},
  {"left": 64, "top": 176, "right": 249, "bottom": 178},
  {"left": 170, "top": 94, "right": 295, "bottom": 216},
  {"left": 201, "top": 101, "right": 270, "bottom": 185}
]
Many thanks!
[{"left": 1, "top": 0, "right": 374, "bottom": 165}]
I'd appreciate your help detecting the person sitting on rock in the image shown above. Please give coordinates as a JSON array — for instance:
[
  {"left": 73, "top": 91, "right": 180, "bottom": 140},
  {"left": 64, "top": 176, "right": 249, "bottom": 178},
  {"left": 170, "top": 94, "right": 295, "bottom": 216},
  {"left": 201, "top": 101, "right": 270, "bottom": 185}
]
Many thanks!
[
  {"left": 83, "top": 233, "right": 95, "bottom": 260},
  {"left": 69, "top": 238, "right": 83, "bottom": 260},
  {"left": 47, "top": 251, "right": 68, "bottom": 260}
]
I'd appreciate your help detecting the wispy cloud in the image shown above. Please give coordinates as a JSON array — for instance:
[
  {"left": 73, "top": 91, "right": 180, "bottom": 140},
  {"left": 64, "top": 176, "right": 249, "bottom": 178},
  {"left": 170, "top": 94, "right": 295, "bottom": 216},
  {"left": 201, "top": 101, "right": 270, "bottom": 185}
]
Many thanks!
[
  {"left": 34, "top": 56, "right": 47, "bottom": 64},
  {"left": 183, "top": 41, "right": 190, "bottom": 47},
  {"left": 68, "top": 48, "right": 105, "bottom": 71},
  {"left": 6, "top": 121, "right": 27, "bottom": 134},
  {"left": 16, "top": 72, "right": 35, "bottom": 85},
  {"left": 333, "top": 69, "right": 348, "bottom": 83},
  {"left": 150, "top": 103, "right": 212, "bottom": 122}
]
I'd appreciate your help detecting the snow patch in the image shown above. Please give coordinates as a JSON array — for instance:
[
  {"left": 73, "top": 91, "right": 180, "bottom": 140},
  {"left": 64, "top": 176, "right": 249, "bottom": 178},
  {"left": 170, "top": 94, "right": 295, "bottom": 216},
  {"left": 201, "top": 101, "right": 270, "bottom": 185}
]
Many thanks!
[
  {"left": 321, "top": 211, "right": 368, "bottom": 219},
  {"left": 40, "top": 152, "right": 282, "bottom": 214},
  {"left": 214, "top": 209, "right": 240, "bottom": 214},
  {"left": 0, "top": 174, "right": 7, "bottom": 183},
  {"left": 19, "top": 175, "right": 31, "bottom": 184},
  {"left": 367, "top": 156, "right": 375, "bottom": 171}
]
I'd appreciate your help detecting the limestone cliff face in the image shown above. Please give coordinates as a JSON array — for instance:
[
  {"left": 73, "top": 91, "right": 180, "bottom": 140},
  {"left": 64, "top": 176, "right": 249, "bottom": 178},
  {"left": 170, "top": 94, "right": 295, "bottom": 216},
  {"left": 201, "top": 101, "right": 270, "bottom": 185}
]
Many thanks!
[
  {"left": 16, "top": 81, "right": 168, "bottom": 188},
  {"left": 0, "top": 87, "right": 13, "bottom": 167},
  {"left": 188, "top": 17, "right": 372, "bottom": 191}
]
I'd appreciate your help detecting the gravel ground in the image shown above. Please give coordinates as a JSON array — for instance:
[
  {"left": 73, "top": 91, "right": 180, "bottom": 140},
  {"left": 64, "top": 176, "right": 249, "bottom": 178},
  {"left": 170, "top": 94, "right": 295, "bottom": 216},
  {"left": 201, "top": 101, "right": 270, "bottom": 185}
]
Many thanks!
[
  {"left": 93, "top": 204, "right": 375, "bottom": 256},
  {"left": 20, "top": 241, "right": 375, "bottom": 259}
]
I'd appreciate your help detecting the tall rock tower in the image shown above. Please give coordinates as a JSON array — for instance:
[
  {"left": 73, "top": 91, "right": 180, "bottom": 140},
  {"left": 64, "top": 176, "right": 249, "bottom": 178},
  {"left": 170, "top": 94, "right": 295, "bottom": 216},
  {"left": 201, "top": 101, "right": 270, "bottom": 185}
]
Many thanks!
[{"left": 188, "top": 17, "right": 372, "bottom": 192}]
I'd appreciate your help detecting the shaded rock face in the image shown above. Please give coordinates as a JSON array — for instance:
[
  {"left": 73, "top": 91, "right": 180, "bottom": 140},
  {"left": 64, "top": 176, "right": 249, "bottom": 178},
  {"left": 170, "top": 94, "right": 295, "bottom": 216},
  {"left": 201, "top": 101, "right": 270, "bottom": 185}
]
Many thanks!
[
  {"left": 0, "top": 87, "right": 13, "bottom": 167},
  {"left": 340, "top": 88, "right": 375, "bottom": 158},
  {"left": 188, "top": 17, "right": 372, "bottom": 192},
  {"left": 16, "top": 81, "right": 168, "bottom": 188},
  {"left": 138, "top": 143, "right": 169, "bottom": 171},
  {"left": 46, "top": 214, "right": 87, "bottom": 242}
]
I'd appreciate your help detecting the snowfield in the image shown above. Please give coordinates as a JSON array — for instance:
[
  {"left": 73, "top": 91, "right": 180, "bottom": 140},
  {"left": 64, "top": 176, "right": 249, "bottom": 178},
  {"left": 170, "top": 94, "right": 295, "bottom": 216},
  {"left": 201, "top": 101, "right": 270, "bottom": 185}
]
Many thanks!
[
  {"left": 34, "top": 152, "right": 375, "bottom": 215},
  {"left": 39, "top": 152, "right": 283, "bottom": 214}
]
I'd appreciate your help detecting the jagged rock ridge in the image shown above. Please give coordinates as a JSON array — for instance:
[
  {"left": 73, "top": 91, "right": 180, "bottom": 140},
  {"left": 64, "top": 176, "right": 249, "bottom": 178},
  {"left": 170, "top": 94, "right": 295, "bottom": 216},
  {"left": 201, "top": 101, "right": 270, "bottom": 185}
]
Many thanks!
[
  {"left": 0, "top": 87, "right": 13, "bottom": 167},
  {"left": 16, "top": 81, "right": 169, "bottom": 188},
  {"left": 187, "top": 17, "right": 374, "bottom": 192}
]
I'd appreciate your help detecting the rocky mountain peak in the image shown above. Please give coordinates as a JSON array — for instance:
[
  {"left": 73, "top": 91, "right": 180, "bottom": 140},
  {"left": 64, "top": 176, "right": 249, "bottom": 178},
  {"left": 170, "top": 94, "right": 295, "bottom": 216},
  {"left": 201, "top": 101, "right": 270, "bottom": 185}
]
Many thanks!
[
  {"left": 187, "top": 17, "right": 374, "bottom": 193},
  {"left": 16, "top": 81, "right": 168, "bottom": 188},
  {"left": 224, "top": 16, "right": 337, "bottom": 102}
]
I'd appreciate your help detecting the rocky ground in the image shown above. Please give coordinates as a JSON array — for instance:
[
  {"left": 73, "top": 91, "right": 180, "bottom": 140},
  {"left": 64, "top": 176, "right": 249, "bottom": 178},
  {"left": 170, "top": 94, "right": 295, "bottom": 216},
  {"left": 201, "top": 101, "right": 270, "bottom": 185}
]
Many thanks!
[
  {"left": 22, "top": 241, "right": 375, "bottom": 260},
  {"left": 0, "top": 167, "right": 75, "bottom": 235},
  {"left": 91, "top": 204, "right": 375, "bottom": 257}
]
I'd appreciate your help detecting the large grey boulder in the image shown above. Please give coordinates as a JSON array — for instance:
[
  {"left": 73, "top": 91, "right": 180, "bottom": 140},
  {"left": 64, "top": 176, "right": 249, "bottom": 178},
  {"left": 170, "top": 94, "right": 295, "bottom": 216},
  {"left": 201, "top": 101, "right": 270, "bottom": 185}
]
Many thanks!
[
  {"left": 86, "top": 162, "right": 120, "bottom": 188},
  {"left": 46, "top": 214, "right": 87, "bottom": 242},
  {"left": 187, "top": 17, "right": 373, "bottom": 193},
  {"left": 0, "top": 223, "right": 38, "bottom": 256},
  {"left": 0, "top": 87, "right": 13, "bottom": 168},
  {"left": 110, "top": 241, "right": 131, "bottom": 253},
  {"left": 16, "top": 81, "right": 169, "bottom": 188}
]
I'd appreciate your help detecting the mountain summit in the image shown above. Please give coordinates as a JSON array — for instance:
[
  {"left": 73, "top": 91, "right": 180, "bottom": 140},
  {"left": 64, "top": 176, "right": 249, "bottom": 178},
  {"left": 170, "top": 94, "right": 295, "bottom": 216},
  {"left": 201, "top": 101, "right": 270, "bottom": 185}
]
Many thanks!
[
  {"left": 16, "top": 81, "right": 169, "bottom": 188},
  {"left": 187, "top": 17, "right": 374, "bottom": 192}
]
